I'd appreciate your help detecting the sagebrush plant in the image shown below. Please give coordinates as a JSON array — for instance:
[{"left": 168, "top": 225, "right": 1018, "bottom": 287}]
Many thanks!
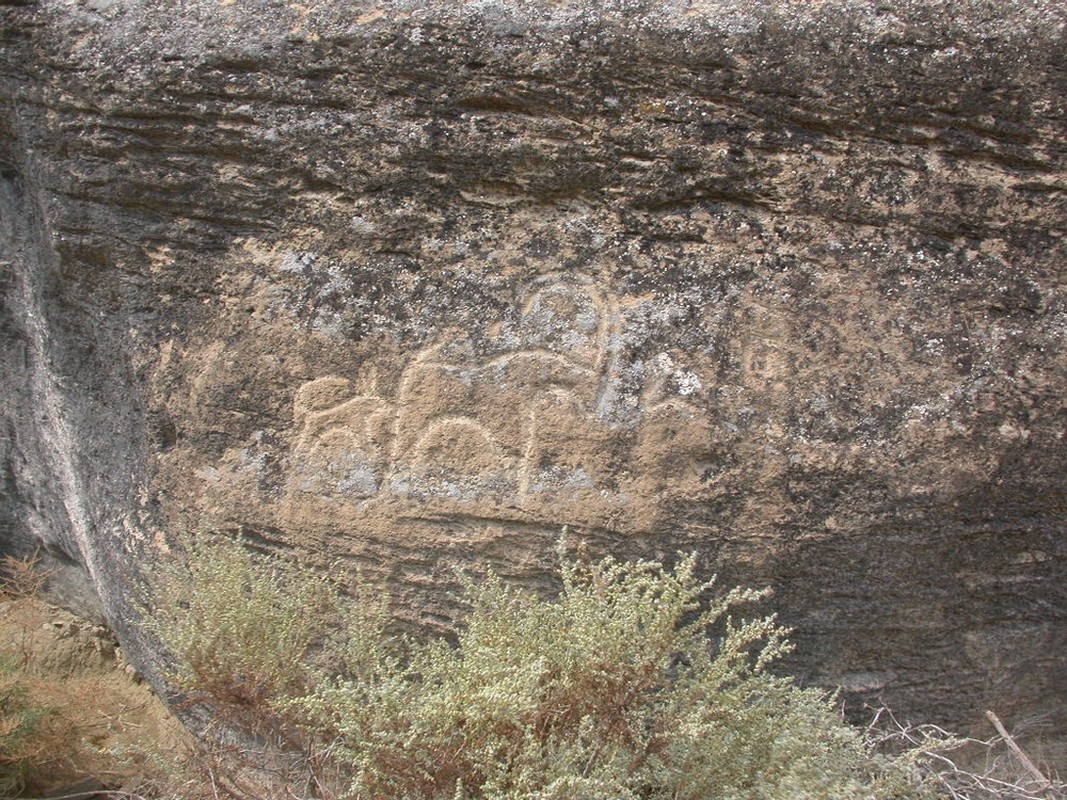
[
  {"left": 147, "top": 532, "right": 948, "bottom": 800},
  {"left": 144, "top": 532, "right": 349, "bottom": 726},
  {"left": 295, "top": 540, "right": 938, "bottom": 800}
]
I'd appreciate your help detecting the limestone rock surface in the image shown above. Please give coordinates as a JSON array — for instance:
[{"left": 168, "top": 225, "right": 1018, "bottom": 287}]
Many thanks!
[{"left": 1, "top": 0, "right": 1065, "bottom": 755}]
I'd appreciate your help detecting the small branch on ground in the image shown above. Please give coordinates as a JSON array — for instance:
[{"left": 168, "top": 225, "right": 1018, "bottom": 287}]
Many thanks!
[
  {"left": 985, "top": 710, "right": 1055, "bottom": 795},
  {"left": 868, "top": 706, "right": 1065, "bottom": 800}
]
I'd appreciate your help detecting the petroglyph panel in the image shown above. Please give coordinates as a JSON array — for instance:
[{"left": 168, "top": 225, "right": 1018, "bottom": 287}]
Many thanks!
[{"left": 284, "top": 273, "right": 712, "bottom": 524}]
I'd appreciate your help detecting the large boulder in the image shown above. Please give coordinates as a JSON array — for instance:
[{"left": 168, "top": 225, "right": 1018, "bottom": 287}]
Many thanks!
[{"left": 1, "top": 0, "right": 1064, "bottom": 757}]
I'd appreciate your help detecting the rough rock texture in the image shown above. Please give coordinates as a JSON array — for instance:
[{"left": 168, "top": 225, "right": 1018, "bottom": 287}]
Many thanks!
[{"left": 1, "top": 0, "right": 1065, "bottom": 756}]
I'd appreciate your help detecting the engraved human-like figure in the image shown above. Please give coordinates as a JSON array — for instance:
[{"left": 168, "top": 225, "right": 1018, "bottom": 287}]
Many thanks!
[{"left": 632, "top": 353, "right": 716, "bottom": 501}]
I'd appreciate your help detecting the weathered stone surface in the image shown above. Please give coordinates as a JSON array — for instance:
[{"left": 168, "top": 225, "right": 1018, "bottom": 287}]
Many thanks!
[{"left": 1, "top": 0, "right": 1065, "bottom": 757}]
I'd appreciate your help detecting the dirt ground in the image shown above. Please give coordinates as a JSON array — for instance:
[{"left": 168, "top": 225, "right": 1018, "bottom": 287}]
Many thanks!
[{"left": 0, "top": 591, "right": 201, "bottom": 798}]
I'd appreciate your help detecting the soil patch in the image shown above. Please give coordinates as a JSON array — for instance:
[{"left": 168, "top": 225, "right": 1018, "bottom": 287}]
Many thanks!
[{"left": 0, "top": 596, "right": 196, "bottom": 798}]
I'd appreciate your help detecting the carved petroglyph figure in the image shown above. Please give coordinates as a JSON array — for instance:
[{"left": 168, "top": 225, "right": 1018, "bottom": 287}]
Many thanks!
[
  {"left": 290, "top": 375, "right": 391, "bottom": 499},
  {"left": 287, "top": 273, "right": 711, "bottom": 519}
]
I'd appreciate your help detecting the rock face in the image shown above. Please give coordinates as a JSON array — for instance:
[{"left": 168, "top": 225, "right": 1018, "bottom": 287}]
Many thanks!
[{"left": 1, "top": 0, "right": 1065, "bottom": 755}]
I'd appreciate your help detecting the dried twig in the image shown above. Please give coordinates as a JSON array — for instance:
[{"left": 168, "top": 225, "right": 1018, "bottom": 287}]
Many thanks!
[
  {"left": 867, "top": 706, "right": 1065, "bottom": 800},
  {"left": 0, "top": 551, "right": 54, "bottom": 599},
  {"left": 986, "top": 710, "right": 1054, "bottom": 794},
  {"left": 15, "top": 792, "right": 150, "bottom": 800}
]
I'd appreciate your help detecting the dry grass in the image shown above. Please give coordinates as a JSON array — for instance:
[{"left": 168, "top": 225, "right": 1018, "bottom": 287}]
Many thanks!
[
  {"left": 867, "top": 706, "right": 1065, "bottom": 800},
  {"left": 0, "top": 552, "right": 53, "bottom": 601},
  {"left": 0, "top": 554, "right": 211, "bottom": 799}
]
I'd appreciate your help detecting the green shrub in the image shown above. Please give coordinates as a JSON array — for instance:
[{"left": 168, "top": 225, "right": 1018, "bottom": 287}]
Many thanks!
[
  {"left": 298, "top": 543, "right": 935, "bottom": 800},
  {"left": 143, "top": 533, "right": 343, "bottom": 726},
  {"left": 146, "top": 533, "right": 943, "bottom": 799}
]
